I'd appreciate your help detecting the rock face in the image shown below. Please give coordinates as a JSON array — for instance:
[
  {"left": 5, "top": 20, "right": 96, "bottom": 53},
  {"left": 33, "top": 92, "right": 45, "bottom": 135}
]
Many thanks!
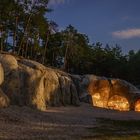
[
  {"left": 0, "top": 53, "right": 80, "bottom": 110},
  {"left": 70, "top": 75, "right": 102, "bottom": 103},
  {"left": 0, "top": 53, "right": 140, "bottom": 112},
  {"left": 0, "top": 64, "right": 4, "bottom": 85},
  {"left": 0, "top": 62, "right": 10, "bottom": 108},
  {"left": 88, "top": 77, "right": 140, "bottom": 111},
  {"left": 0, "top": 54, "right": 20, "bottom": 105},
  {"left": 0, "top": 88, "right": 10, "bottom": 108},
  {"left": 71, "top": 74, "right": 140, "bottom": 111}
]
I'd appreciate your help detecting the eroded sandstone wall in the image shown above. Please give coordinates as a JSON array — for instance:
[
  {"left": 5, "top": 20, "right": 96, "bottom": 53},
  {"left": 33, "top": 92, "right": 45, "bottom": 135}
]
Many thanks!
[
  {"left": 0, "top": 53, "right": 80, "bottom": 110},
  {"left": 88, "top": 78, "right": 140, "bottom": 111},
  {"left": 0, "top": 53, "right": 140, "bottom": 111},
  {"left": 0, "top": 63, "right": 10, "bottom": 108},
  {"left": 71, "top": 74, "right": 140, "bottom": 111}
]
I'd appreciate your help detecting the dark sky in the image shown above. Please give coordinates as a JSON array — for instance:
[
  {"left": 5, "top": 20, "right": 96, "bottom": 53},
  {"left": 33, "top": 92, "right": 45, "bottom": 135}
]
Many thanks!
[{"left": 48, "top": 0, "right": 140, "bottom": 53}]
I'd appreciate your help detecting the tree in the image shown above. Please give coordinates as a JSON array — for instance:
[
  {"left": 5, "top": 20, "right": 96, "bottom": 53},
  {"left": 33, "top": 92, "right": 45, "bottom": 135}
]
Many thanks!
[
  {"left": 127, "top": 50, "right": 140, "bottom": 85},
  {"left": 47, "top": 32, "right": 63, "bottom": 66},
  {"left": 41, "top": 21, "right": 58, "bottom": 64},
  {"left": 0, "top": 0, "right": 21, "bottom": 51},
  {"left": 60, "top": 25, "right": 90, "bottom": 73},
  {"left": 17, "top": 0, "right": 50, "bottom": 57}
]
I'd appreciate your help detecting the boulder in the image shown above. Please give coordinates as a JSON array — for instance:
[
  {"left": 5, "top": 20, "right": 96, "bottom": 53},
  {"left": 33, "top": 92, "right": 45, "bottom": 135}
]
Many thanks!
[
  {"left": 0, "top": 63, "right": 4, "bottom": 85},
  {"left": 43, "top": 69, "right": 61, "bottom": 106},
  {"left": 0, "top": 54, "right": 20, "bottom": 105},
  {"left": 0, "top": 88, "right": 10, "bottom": 108},
  {"left": 88, "top": 77, "right": 140, "bottom": 111},
  {"left": 0, "top": 53, "right": 80, "bottom": 110},
  {"left": 88, "top": 79, "right": 111, "bottom": 108},
  {"left": 1, "top": 53, "right": 139, "bottom": 112},
  {"left": 70, "top": 74, "right": 99, "bottom": 103},
  {"left": 109, "top": 79, "right": 140, "bottom": 111},
  {"left": 58, "top": 74, "right": 80, "bottom": 106},
  {"left": 18, "top": 59, "right": 80, "bottom": 108},
  {"left": 18, "top": 62, "right": 46, "bottom": 110}
]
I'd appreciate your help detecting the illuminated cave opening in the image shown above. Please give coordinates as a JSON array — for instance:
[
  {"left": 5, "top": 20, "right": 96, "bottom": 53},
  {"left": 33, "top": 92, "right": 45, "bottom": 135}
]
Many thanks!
[
  {"left": 135, "top": 99, "right": 140, "bottom": 112},
  {"left": 107, "top": 95, "right": 130, "bottom": 111},
  {"left": 92, "top": 93, "right": 104, "bottom": 108}
]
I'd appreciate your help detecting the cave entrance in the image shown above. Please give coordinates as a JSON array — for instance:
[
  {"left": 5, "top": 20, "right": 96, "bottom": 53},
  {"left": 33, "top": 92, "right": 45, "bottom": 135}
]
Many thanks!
[
  {"left": 108, "top": 95, "right": 130, "bottom": 111},
  {"left": 135, "top": 99, "right": 140, "bottom": 112},
  {"left": 92, "top": 93, "right": 104, "bottom": 108}
]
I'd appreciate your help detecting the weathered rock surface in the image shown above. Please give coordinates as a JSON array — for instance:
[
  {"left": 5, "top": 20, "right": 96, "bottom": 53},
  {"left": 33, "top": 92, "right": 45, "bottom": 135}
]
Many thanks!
[
  {"left": 0, "top": 88, "right": 10, "bottom": 108},
  {"left": 0, "top": 63, "right": 4, "bottom": 85},
  {"left": 0, "top": 54, "right": 20, "bottom": 105},
  {"left": 70, "top": 75, "right": 101, "bottom": 103},
  {"left": 71, "top": 74, "right": 140, "bottom": 111},
  {"left": 0, "top": 53, "right": 140, "bottom": 112},
  {"left": 0, "top": 61, "right": 10, "bottom": 108},
  {"left": 0, "top": 53, "right": 80, "bottom": 110},
  {"left": 88, "top": 77, "right": 140, "bottom": 111}
]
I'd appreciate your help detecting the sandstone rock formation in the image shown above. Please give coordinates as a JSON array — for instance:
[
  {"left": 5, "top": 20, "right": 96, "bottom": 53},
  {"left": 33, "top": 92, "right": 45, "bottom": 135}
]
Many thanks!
[
  {"left": 0, "top": 53, "right": 140, "bottom": 112},
  {"left": 71, "top": 74, "right": 140, "bottom": 111},
  {"left": 0, "top": 53, "right": 80, "bottom": 110},
  {"left": 0, "top": 62, "right": 10, "bottom": 108},
  {"left": 0, "top": 63, "right": 4, "bottom": 85},
  {"left": 88, "top": 77, "right": 140, "bottom": 111},
  {"left": 0, "top": 54, "right": 20, "bottom": 105},
  {"left": 71, "top": 74, "right": 102, "bottom": 103},
  {"left": 0, "top": 88, "right": 10, "bottom": 108}
]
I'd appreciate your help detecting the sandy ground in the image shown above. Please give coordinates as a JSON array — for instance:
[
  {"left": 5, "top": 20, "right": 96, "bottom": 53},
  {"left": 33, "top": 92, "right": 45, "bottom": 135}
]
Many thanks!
[{"left": 0, "top": 103, "right": 140, "bottom": 140}]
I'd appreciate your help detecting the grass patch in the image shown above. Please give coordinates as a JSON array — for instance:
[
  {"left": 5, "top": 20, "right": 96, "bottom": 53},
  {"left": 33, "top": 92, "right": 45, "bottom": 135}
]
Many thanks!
[
  {"left": 82, "top": 135, "right": 140, "bottom": 140},
  {"left": 83, "top": 118, "right": 140, "bottom": 140}
]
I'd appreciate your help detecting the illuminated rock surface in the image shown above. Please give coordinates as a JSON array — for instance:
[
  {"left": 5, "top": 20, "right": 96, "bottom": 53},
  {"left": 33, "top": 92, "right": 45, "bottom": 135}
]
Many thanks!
[
  {"left": 0, "top": 53, "right": 140, "bottom": 111},
  {"left": 71, "top": 75, "right": 140, "bottom": 111},
  {"left": 0, "top": 64, "right": 4, "bottom": 85},
  {"left": 0, "top": 53, "right": 80, "bottom": 110},
  {"left": 88, "top": 78, "right": 140, "bottom": 111},
  {"left": 0, "top": 62, "right": 10, "bottom": 108}
]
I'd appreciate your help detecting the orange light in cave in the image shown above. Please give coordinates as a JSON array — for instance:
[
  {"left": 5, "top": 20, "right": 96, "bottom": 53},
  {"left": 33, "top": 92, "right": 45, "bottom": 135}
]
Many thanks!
[
  {"left": 92, "top": 93, "right": 104, "bottom": 108},
  {"left": 108, "top": 95, "right": 129, "bottom": 111},
  {"left": 135, "top": 100, "right": 140, "bottom": 112}
]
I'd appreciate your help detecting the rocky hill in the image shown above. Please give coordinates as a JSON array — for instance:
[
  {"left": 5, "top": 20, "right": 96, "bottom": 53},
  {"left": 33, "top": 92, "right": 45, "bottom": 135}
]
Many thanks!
[
  {"left": 0, "top": 53, "right": 80, "bottom": 110},
  {"left": 0, "top": 53, "right": 140, "bottom": 111}
]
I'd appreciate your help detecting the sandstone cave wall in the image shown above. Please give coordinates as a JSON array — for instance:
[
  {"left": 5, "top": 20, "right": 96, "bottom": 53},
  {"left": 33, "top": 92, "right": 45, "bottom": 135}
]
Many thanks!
[
  {"left": 0, "top": 53, "right": 80, "bottom": 110},
  {"left": 0, "top": 53, "right": 140, "bottom": 111}
]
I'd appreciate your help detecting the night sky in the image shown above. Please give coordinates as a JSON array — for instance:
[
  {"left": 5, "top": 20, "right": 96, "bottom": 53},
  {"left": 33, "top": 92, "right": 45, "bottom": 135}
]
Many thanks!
[{"left": 48, "top": 0, "right": 140, "bottom": 53}]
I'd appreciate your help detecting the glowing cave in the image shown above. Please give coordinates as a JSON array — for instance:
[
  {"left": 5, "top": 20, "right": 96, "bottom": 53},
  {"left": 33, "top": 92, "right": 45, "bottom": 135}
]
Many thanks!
[
  {"left": 135, "top": 99, "right": 140, "bottom": 112},
  {"left": 107, "top": 95, "right": 129, "bottom": 111},
  {"left": 92, "top": 93, "right": 104, "bottom": 108}
]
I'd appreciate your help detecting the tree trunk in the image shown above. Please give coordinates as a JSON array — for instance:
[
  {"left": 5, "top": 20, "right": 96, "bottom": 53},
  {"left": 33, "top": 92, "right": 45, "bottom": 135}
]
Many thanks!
[
  {"left": 13, "top": 16, "right": 18, "bottom": 53},
  {"left": 25, "top": 39, "right": 29, "bottom": 58},
  {"left": 0, "top": 37, "right": 3, "bottom": 52},
  {"left": 30, "top": 38, "right": 33, "bottom": 59},
  {"left": 42, "top": 32, "right": 49, "bottom": 64},
  {"left": 63, "top": 33, "right": 73, "bottom": 72},
  {"left": 18, "top": 14, "right": 32, "bottom": 55},
  {"left": 0, "top": 38, "right": 2, "bottom": 52},
  {"left": 63, "top": 43, "right": 69, "bottom": 72}
]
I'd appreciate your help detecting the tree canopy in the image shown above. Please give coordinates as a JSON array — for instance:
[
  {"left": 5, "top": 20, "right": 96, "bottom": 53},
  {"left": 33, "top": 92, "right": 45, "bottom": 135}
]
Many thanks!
[{"left": 0, "top": 0, "right": 140, "bottom": 86}]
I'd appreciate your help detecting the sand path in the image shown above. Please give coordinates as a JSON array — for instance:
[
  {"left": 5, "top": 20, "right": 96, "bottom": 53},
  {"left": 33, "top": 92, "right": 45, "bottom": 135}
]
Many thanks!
[{"left": 0, "top": 103, "right": 140, "bottom": 140}]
